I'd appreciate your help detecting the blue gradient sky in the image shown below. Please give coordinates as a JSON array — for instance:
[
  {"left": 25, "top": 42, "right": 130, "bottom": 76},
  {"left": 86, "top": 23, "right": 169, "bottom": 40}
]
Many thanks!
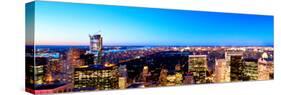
[{"left": 30, "top": 1, "right": 273, "bottom": 46}]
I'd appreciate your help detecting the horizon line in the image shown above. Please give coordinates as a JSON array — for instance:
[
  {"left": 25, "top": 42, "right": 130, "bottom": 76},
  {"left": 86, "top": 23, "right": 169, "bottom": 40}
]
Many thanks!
[{"left": 30, "top": 44, "right": 274, "bottom": 47}]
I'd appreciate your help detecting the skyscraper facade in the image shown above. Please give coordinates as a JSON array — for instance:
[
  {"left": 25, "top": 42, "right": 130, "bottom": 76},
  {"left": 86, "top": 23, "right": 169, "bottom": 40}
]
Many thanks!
[
  {"left": 214, "top": 59, "right": 230, "bottom": 83},
  {"left": 242, "top": 58, "right": 258, "bottom": 81},
  {"left": 230, "top": 55, "right": 243, "bottom": 81},
  {"left": 74, "top": 65, "right": 118, "bottom": 91},
  {"left": 188, "top": 55, "right": 208, "bottom": 84},
  {"left": 88, "top": 34, "right": 103, "bottom": 65}
]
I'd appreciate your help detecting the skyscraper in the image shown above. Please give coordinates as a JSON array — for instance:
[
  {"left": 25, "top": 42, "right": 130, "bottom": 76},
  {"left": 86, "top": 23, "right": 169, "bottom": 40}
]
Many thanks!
[
  {"left": 258, "top": 59, "right": 269, "bottom": 80},
  {"left": 142, "top": 66, "right": 149, "bottom": 82},
  {"left": 118, "top": 64, "right": 128, "bottom": 77},
  {"left": 89, "top": 34, "right": 102, "bottom": 52},
  {"left": 258, "top": 52, "right": 274, "bottom": 80},
  {"left": 159, "top": 68, "right": 168, "bottom": 86},
  {"left": 34, "top": 57, "right": 49, "bottom": 85},
  {"left": 230, "top": 55, "right": 243, "bottom": 81},
  {"left": 74, "top": 65, "right": 119, "bottom": 91},
  {"left": 188, "top": 55, "right": 208, "bottom": 84},
  {"left": 74, "top": 33, "right": 120, "bottom": 91},
  {"left": 225, "top": 50, "right": 244, "bottom": 82},
  {"left": 118, "top": 77, "right": 127, "bottom": 89},
  {"left": 214, "top": 59, "right": 230, "bottom": 83},
  {"left": 88, "top": 33, "right": 103, "bottom": 65},
  {"left": 68, "top": 48, "right": 84, "bottom": 67},
  {"left": 242, "top": 58, "right": 258, "bottom": 81},
  {"left": 225, "top": 50, "right": 244, "bottom": 63}
]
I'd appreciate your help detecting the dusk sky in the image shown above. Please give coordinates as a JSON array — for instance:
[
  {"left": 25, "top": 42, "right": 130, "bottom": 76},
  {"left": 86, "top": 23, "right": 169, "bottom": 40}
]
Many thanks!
[{"left": 29, "top": 1, "right": 273, "bottom": 46}]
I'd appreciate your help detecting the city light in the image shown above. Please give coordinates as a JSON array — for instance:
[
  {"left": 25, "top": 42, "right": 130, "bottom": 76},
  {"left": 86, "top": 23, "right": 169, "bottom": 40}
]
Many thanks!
[{"left": 25, "top": 1, "right": 274, "bottom": 94}]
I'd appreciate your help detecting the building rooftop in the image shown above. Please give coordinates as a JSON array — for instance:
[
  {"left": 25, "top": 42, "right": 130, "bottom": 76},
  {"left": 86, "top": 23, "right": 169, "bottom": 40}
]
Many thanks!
[{"left": 75, "top": 64, "right": 115, "bottom": 70}]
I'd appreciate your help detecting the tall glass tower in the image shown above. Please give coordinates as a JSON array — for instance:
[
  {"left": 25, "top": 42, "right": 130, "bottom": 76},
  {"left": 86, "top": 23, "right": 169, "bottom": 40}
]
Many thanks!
[{"left": 88, "top": 33, "right": 103, "bottom": 64}]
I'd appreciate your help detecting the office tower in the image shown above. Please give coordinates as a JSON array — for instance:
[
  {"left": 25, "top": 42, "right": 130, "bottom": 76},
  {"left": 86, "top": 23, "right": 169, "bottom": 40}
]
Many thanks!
[
  {"left": 46, "top": 53, "right": 73, "bottom": 83},
  {"left": 118, "top": 64, "right": 128, "bottom": 77},
  {"left": 26, "top": 57, "right": 72, "bottom": 94},
  {"left": 89, "top": 34, "right": 102, "bottom": 53},
  {"left": 88, "top": 33, "right": 103, "bottom": 64},
  {"left": 258, "top": 58, "right": 270, "bottom": 80},
  {"left": 267, "top": 61, "right": 274, "bottom": 79},
  {"left": 242, "top": 58, "right": 258, "bottom": 80},
  {"left": 159, "top": 68, "right": 168, "bottom": 86},
  {"left": 60, "top": 59, "right": 74, "bottom": 83},
  {"left": 34, "top": 57, "right": 48, "bottom": 85},
  {"left": 68, "top": 48, "right": 84, "bottom": 67},
  {"left": 26, "top": 57, "right": 35, "bottom": 88},
  {"left": 188, "top": 55, "right": 208, "bottom": 84},
  {"left": 49, "top": 59, "right": 61, "bottom": 73},
  {"left": 257, "top": 51, "right": 274, "bottom": 80},
  {"left": 214, "top": 59, "right": 230, "bottom": 82},
  {"left": 230, "top": 55, "right": 243, "bottom": 81},
  {"left": 26, "top": 45, "right": 35, "bottom": 91},
  {"left": 142, "top": 66, "right": 149, "bottom": 82},
  {"left": 118, "top": 77, "right": 127, "bottom": 89},
  {"left": 225, "top": 50, "right": 244, "bottom": 62},
  {"left": 82, "top": 53, "right": 96, "bottom": 65},
  {"left": 74, "top": 64, "right": 118, "bottom": 91},
  {"left": 226, "top": 49, "right": 244, "bottom": 82}
]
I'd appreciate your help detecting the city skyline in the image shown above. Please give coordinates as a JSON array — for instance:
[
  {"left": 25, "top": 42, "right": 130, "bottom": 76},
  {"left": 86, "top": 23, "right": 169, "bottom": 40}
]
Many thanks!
[
  {"left": 29, "top": 1, "right": 273, "bottom": 46},
  {"left": 25, "top": 1, "right": 274, "bottom": 94}
]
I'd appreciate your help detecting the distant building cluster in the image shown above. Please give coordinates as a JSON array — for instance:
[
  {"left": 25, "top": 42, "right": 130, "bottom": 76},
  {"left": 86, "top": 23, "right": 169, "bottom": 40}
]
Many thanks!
[{"left": 26, "top": 33, "right": 274, "bottom": 94}]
